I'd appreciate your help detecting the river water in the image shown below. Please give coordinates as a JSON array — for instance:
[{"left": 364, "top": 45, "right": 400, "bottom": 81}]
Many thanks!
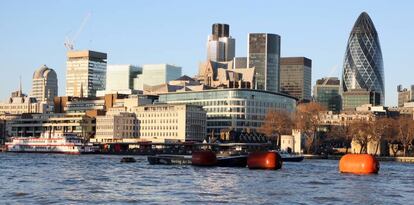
[{"left": 1, "top": 153, "right": 414, "bottom": 204}]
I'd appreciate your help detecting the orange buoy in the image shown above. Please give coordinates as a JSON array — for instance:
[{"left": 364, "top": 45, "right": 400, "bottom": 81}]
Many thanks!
[
  {"left": 339, "top": 154, "right": 379, "bottom": 174},
  {"left": 192, "top": 150, "right": 217, "bottom": 166},
  {"left": 247, "top": 151, "right": 282, "bottom": 170}
]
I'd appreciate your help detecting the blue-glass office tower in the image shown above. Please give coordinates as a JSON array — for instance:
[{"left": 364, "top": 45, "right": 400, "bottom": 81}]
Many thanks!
[{"left": 342, "top": 12, "right": 385, "bottom": 104}]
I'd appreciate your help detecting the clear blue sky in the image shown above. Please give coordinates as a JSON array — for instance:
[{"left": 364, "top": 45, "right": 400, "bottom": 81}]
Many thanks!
[{"left": 1, "top": 0, "right": 413, "bottom": 106}]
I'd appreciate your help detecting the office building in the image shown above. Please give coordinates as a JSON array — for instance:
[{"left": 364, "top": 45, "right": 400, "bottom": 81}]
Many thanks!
[
  {"left": 133, "top": 64, "right": 181, "bottom": 90},
  {"left": 397, "top": 85, "right": 414, "bottom": 107},
  {"left": 207, "top": 23, "right": 235, "bottom": 62},
  {"left": 248, "top": 33, "right": 281, "bottom": 92},
  {"left": 105, "top": 64, "right": 142, "bottom": 92},
  {"left": 31, "top": 65, "right": 58, "bottom": 103},
  {"left": 314, "top": 77, "right": 342, "bottom": 113},
  {"left": 158, "top": 89, "right": 296, "bottom": 138},
  {"left": 342, "top": 12, "right": 385, "bottom": 104},
  {"left": 66, "top": 50, "right": 107, "bottom": 98},
  {"left": 342, "top": 89, "right": 380, "bottom": 110},
  {"left": 280, "top": 57, "right": 312, "bottom": 101},
  {"left": 0, "top": 89, "right": 49, "bottom": 115},
  {"left": 95, "top": 107, "right": 138, "bottom": 143},
  {"left": 130, "top": 104, "right": 206, "bottom": 143}
]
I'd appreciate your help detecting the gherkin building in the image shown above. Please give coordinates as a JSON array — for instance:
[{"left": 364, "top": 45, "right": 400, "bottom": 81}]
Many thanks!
[{"left": 342, "top": 12, "right": 385, "bottom": 104}]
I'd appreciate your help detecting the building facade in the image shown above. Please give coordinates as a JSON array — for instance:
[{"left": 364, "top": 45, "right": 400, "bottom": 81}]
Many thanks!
[
  {"left": 133, "top": 64, "right": 182, "bottom": 90},
  {"left": 94, "top": 108, "right": 138, "bottom": 143},
  {"left": 66, "top": 50, "right": 107, "bottom": 98},
  {"left": 158, "top": 89, "right": 296, "bottom": 138},
  {"left": 313, "top": 77, "right": 342, "bottom": 113},
  {"left": 280, "top": 57, "right": 312, "bottom": 101},
  {"left": 31, "top": 65, "right": 58, "bottom": 103},
  {"left": 397, "top": 85, "right": 414, "bottom": 107},
  {"left": 207, "top": 23, "right": 235, "bottom": 62},
  {"left": 248, "top": 33, "right": 281, "bottom": 92},
  {"left": 342, "top": 12, "right": 385, "bottom": 104},
  {"left": 131, "top": 104, "right": 206, "bottom": 143},
  {"left": 342, "top": 89, "right": 380, "bottom": 111},
  {"left": 0, "top": 91, "right": 49, "bottom": 115},
  {"left": 105, "top": 64, "right": 142, "bottom": 92}
]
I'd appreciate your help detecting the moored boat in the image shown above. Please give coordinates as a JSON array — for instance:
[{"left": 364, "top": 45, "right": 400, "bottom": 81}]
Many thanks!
[{"left": 5, "top": 132, "right": 96, "bottom": 154}]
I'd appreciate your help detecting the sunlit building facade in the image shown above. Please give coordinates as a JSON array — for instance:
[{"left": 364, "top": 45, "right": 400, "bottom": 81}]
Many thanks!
[
  {"left": 31, "top": 65, "right": 58, "bottom": 103},
  {"left": 133, "top": 64, "right": 181, "bottom": 91}
]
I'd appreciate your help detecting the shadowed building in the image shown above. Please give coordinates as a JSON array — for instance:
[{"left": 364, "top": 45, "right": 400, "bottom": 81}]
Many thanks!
[
  {"left": 280, "top": 57, "right": 312, "bottom": 101},
  {"left": 248, "top": 33, "right": 281, "bottom": 92},
  {"left": 314, "top": 77, "right": 342, "bottom": 113},
  {"left": 342, "top": 12, "right": 385, "bottom": 104}
]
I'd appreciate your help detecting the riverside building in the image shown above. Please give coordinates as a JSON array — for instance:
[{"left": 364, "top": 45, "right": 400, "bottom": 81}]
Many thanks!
[
  {"left": 94, "top": 108, "right": 138, "bottom": 143},
  {"left": 158, "top": 89, "right": 296, "bottom": 138}
]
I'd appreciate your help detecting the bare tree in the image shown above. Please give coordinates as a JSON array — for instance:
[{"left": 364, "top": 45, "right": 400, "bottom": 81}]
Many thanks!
[
  {"left": 371, "top": 117, "right": 393, "bottom": 155},
  {"left": 383, "top": 118, "right": 399, "bottom": 156},
  {"left": 295, "top": 102, "right": 325, "bottom": 154},
  {"left": 259, "top": 109, "right": 293, "bottom": 149},
  {"left": 396, "top": 116, "right": 414, "bottom": 156},
  {"left": 350, "top": 120, "right": 374, "bottom": 154},
  {"left": 328, "top": 123, "right": 353, "bottom": 153}
]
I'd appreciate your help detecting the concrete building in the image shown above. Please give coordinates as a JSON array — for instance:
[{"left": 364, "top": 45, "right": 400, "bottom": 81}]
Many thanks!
[
  {"left": 133, "top": 64, "right": 181, "bottom": 90},
  {"left": 94, "top": 107, "right": 138, "bottom": 143},
  {"left": 31, "top": 65, "right": 58, "bottom": 103},
  {"left": 158, "top": 89, "right": 296, "bottom": 139},
  {"left": 313, "top": 77, "right": 342, "bottom": 113},
  {"left": 280, "top": 57, "right": 312, "bottom": 101},
  {"left": 248, "top": 33, "right": 281, "bottom": 92},
  {"left": 105, "top": 64, "right": 142, "bottom": 93},
  {"left": 397, "top": 85, "right": 414, "bottom": 107},
  {"left": 342, "top": 89, "right": 380, "bottom": 111},
  {"left": 66, "top": 50, "right": 107, "bottom": 98},
  {"left": 130, "top": 104, "right": 206, "bottom": 143},
  {"left": 6, "top": 113, "right": 95, "bottom": 139},
  {"left": 207, "top": 23, "right": 235, "bottom": 62},
  {"left": 280, "top": 130, "right": 304, "bottom": 154},
  {"left": 0, "top": 90, "right": 49, "bottom": 115}
]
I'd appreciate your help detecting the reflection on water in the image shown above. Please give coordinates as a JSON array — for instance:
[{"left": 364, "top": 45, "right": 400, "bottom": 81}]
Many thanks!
[{"left": 1, "top": 153, "right": 414, "bottom": 204}]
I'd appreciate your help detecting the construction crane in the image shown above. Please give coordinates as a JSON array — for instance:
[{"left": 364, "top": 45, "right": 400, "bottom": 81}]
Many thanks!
[{"left": 64, "top": 12, "right": 91, "bottom": 51}]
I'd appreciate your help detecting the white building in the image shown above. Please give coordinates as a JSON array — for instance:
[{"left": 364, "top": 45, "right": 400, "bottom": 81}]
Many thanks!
[
  {"left": 66, "top": 50, "right": 107, "bottom": 98},
  {"left": 280, "top": 130, "right": 304, "bottom": 154},
  {"left": 105, "top": 64, "right": 142, "bottom": 92},
  {"left": 0, "top": 90, "right": 49, "bottom": 115},
  {"left": 31, "top": 65, "right": 58, "bottom": 103},
  {"left": 133, "top": 64, "right": 181, "bottom": 90}
]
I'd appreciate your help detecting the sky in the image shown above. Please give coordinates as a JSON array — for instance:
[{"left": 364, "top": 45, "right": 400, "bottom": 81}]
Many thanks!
[{"left": 0, "top": 0, "right": 413, "bottom": 106}]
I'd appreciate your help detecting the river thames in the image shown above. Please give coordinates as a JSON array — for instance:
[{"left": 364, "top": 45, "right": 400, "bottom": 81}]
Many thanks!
[{"left": 1, "top": 153, "right": 414, "bottom": 204}]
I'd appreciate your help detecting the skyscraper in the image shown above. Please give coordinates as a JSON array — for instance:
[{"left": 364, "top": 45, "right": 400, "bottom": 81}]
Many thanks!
[
  {"left": 280, "top": 57, "right": 312, "bottom": 101},
  {"left": 248, "top": 33, "right": 281, "bottom": 92},
  {"left": 31, "top": 64, "right": 58, "bottom": 102},
  {"left": 314, "top": 77, "right": 342, "bottom": 113},
  {"left": 206, "top": 23, "right": 235, "bottom": 62},
  {"left": 342, "top": 12, "right": 385, "bottom": 104},
  {"left": 66, "top": 50, "right": 107, "bottom": 98}
]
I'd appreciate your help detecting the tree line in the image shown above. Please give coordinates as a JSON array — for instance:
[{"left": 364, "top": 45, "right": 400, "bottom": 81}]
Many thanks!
[{"left": 259, "top": 102, "right": 414, "bottom": 156}]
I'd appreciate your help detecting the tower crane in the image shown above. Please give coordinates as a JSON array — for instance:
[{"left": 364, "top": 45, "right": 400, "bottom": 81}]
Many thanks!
[{"left": 64, "top": 12, "right": 91, "bottom": 51}]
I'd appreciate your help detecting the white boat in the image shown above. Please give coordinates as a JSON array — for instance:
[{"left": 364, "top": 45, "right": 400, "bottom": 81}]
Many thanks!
[{"left": 5, "top": 132, "right": 96, "bottom": 154}]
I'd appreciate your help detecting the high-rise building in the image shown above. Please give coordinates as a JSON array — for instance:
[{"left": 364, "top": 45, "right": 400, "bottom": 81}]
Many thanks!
[
  {"left": 31, "top": 65, "right": 58, "bottom": 103},
  {"left": 397, "top": 85, "right": 414, "bottom": 107},
  {"left": 342, "top": 88, "right": 380, "bottom": 111},
  {"left": 248, "top": 33, "right": 281, "bottom": 92},
  {"left": 314, "top": 77, "right": 342, "bottom": 113},
  {"left": 66, "top": 50, "right": 107, "bottom": 98},
  {"left": 342, "top": 12, "right": 385, "bottom": 104},
  {"left": 105, "top": 64, "right": 142, "bottom": 92},
  {"left": 206, "top": 23, "right": 235, "bottom": 62},
  {"left": 133, "top": 64, "right": 181, "bottom": 90},
  {"left": 280, "top": 57, "right": 312, "bottom": 101}
]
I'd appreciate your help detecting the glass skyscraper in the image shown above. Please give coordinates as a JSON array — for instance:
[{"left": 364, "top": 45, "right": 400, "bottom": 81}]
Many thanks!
[
  {"left": 342, "top": 12, "right": 385, "bottom": 104},
  {"left": 248, "top": 33, "right": 281, "bottom": 92}
]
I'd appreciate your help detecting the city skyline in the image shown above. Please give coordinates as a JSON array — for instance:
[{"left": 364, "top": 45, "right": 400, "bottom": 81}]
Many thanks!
[{"left": 1, "top": 1, "right": 413, "bottom": 106}]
